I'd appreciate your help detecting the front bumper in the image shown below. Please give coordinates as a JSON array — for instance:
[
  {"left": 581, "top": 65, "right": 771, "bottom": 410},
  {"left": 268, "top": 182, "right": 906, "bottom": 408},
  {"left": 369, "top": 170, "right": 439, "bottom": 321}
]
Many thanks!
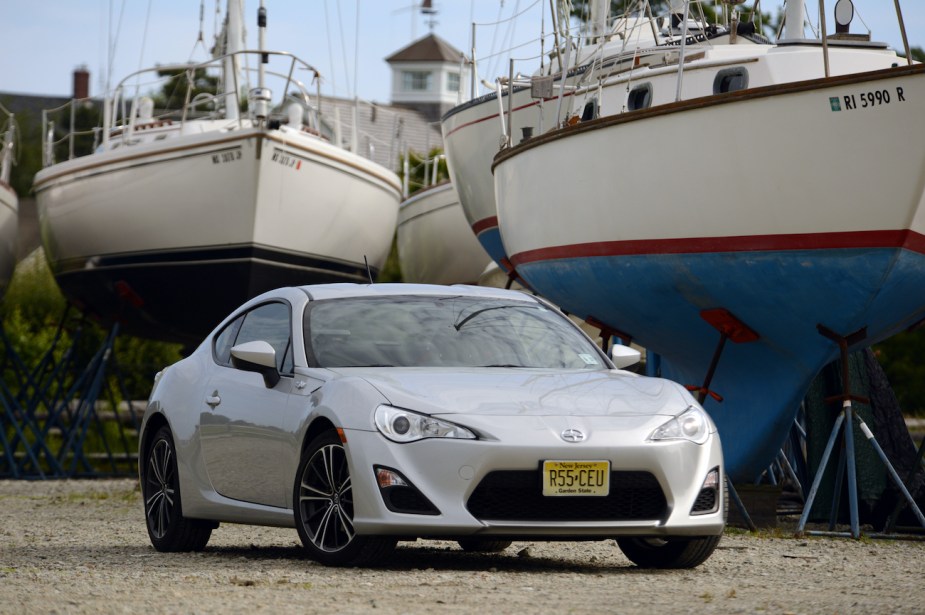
[{"left": 344, "top": 414, "right": 724, "bottom": 539}]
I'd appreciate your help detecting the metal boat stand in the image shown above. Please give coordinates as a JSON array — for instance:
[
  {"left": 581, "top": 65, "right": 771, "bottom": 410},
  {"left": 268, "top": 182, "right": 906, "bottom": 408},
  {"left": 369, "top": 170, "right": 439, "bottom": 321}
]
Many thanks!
[
  {"left": 0, "top": 312, "right": 140, "bottom": 478},
  {"left": 0, "top": 324, "right": 58, "bottom": 478},
  {"left": 795, "top": 325, "right": 925, "bottom": 539},
  {"left": 693, "top": 308, "right": 762, "bottom": 532}
]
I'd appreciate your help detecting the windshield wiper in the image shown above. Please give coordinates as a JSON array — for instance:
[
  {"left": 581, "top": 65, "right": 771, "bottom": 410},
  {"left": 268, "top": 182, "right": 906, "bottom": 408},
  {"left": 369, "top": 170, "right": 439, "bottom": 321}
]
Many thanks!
[{"left": 453, "top": 304, "right": 522, "bottom": 330}]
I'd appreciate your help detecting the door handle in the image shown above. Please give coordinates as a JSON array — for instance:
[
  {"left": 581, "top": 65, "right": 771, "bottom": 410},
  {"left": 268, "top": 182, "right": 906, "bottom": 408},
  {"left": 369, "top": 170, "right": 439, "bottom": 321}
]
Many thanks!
[{"left": 205, "top": 393, "right": 221, "bottom": 408}]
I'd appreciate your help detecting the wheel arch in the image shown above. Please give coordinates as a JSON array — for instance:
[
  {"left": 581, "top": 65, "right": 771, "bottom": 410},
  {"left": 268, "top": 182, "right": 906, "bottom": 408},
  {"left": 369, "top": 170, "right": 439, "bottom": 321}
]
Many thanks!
[
  {"left": 301, "top": 416, "right": 338, "bottom": 454},
  {"left": 139, "top": 413, "right": 170, "bottom": 477}
]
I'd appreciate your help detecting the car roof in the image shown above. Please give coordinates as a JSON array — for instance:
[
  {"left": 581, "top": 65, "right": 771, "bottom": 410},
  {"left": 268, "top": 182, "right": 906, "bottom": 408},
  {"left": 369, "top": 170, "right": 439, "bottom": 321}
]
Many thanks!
[{"left": 297, "top": 283, "right": 540, "bottom": 303}]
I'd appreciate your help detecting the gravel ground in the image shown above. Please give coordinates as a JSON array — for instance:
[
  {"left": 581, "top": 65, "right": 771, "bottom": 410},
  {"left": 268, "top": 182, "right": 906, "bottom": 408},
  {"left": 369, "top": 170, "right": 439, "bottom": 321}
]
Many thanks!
[{"left": 1, "top": 479, "right": 923, "bottom": 614}]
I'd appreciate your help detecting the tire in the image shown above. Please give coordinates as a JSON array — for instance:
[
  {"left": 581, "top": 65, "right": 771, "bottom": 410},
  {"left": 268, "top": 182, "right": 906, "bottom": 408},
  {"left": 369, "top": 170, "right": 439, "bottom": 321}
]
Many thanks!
[
  {"left": 142, "top": 425, "right": 213, "bottom": 552},
  {"left": 294, "top": 430, "right": 396, "bottom": 566},
  {"left": 457, "top": 539, "right": 513, "bottom": 553},
  {"left": 616, "top": 535, "right": 721, "bottom": 569}
]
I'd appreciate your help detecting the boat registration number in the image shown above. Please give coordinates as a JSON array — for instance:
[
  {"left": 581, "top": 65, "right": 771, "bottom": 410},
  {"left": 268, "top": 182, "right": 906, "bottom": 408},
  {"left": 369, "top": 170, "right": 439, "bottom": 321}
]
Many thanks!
[
  {"left": 542, "top": 460, "right": 610, "bottom": 496},
  {"left": 830, "top": 86, "right": 907, "bottom": 112}
]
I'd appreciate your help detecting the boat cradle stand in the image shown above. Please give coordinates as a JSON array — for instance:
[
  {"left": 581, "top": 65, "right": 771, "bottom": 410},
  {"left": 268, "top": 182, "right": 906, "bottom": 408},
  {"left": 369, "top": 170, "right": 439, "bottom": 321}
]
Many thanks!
[
  {"left": 692, "top": 308, "right": 763, "bottom": 532},
  {"left": 0, "top": 310, "right": 140, "bottom": 479},
  {"left": 795, "top": 325, "right": 925, "bottom": 539},
  {"left": 588, "top": 307, "right": 762, "bottom": 531}
]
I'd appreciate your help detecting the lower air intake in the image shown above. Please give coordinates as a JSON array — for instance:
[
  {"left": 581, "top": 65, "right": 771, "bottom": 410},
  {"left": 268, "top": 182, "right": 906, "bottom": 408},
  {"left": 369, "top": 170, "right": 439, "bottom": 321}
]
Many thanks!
[{"left": 467, "top": 470, "right": 667, "bottom": 521}]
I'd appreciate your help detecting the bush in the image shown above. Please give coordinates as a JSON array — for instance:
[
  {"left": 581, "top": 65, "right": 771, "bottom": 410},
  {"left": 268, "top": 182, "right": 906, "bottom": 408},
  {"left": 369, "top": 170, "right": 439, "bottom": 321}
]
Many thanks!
[{"left": 1, "top": 250, "right": 182, "bottom": 402}]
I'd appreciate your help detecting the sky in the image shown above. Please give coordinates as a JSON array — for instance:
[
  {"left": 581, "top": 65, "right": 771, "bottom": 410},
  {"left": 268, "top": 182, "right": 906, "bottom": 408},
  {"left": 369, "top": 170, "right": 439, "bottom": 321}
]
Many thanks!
[{"left": 1, "top": 1, "right": 922, "bottom": 104}]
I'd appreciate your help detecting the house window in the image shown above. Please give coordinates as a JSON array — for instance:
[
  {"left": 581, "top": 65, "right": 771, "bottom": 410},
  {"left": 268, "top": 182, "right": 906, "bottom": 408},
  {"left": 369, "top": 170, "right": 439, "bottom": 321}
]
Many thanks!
[
  {"left": 447, "top": 72, "right": 460, "bottom": 93},
  {"left": 402, "top": 70, "right": 432, "bottom": 92}
]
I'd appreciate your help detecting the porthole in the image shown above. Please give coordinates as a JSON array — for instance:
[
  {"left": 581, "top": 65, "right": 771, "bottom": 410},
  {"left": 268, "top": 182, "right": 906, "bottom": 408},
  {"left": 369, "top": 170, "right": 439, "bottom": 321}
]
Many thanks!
[
  {"left": 581, "top": 99, "right": 598, "bottom": 122},
  {"left": 627, "top": 83, "right": 653, "bottom": 111},
  {"left": 713, "top": 67, "right": 749, "bottom": 94}
]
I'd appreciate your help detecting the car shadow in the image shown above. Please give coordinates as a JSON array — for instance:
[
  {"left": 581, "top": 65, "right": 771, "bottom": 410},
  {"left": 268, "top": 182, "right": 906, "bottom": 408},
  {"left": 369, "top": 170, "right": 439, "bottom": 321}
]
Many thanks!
[
  {"left": 6, "top": 541, "right": 656, "bottom": 575},
  {"left": 198, "top": 541, "right": 649, "bottom": 574}
]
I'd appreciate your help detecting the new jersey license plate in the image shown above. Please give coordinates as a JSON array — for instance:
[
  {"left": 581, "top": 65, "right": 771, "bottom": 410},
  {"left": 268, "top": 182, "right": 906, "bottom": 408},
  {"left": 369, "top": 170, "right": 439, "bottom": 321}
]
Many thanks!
[{"left": 542, "top": 460, "right": 610, "bottom": 496}]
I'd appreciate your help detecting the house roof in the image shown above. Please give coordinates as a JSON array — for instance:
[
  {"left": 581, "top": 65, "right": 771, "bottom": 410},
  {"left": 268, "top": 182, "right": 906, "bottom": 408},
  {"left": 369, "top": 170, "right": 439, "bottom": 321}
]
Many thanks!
[{"left": 385, "top": 33, "right": 465, "bottom": 64}]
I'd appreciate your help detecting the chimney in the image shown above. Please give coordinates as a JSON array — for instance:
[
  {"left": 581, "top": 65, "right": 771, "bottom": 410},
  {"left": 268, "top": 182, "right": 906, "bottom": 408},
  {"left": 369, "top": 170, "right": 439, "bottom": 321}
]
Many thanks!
[{"left": 73, "top": 65, "right": 90, "bottom": 100}]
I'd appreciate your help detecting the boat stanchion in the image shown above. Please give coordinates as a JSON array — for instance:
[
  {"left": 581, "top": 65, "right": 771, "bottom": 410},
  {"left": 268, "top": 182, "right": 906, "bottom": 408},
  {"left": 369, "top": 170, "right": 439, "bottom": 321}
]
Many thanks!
[{"left": 796, "top": 325, "right": 925, "bottom": 539}]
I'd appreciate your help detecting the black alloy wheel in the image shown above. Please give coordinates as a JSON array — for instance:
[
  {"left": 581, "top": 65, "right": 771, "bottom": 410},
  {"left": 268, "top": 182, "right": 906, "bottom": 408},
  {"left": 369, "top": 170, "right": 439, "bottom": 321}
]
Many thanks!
[
  {"left": 142, "top": 425, "right": 213, "bottom": 552},
  {"left": 294, "top": 429, "right": 396, "bottom": 566}
]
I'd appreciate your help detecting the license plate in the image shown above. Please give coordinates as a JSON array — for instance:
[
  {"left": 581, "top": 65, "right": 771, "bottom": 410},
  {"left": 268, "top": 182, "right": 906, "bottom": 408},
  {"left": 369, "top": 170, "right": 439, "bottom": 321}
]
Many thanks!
[{"left": 542, "top": 460, "right": 610, "bottom": 496}]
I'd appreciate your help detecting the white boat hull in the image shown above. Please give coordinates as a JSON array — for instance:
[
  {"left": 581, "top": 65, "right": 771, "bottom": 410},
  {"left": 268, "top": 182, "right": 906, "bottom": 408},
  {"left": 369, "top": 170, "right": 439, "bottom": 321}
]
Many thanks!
[
  {"left": 35, "top": 126, "right": 401, "bottom": 343},
  {"left": 442, "top": 85, "right": 558, "bottom": 267},
  {"left": 494, "top": 64, "right": 925, "bottom": 480},
  {"left": 0, "top": 182, "right": 17, "bottom": 298},
  {"left": 397, "top": 182, "right": 491, "bottom": 285}
]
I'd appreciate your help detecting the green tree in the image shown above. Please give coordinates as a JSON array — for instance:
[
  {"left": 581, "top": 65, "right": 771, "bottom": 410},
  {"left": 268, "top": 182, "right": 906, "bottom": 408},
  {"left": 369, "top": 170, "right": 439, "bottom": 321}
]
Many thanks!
[
  {"left": 398, "top": 147, "right": 449, "bottom": 196},
  {"left": 152, "top": 68, "right": 221, "bottom": 113},
  {"left": 874, "top": 330, "right": 925, "bottom": 417},
  {"left": 1, "top": 251, "right": 183, "bottom": 402}
]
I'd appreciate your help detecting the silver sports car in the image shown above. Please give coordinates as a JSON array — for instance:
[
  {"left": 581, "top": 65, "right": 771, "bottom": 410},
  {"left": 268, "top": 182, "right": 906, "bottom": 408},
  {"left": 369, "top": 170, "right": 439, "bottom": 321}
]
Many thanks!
[{"left": 139, "top": 283, "right": 724, "bottom": 567}]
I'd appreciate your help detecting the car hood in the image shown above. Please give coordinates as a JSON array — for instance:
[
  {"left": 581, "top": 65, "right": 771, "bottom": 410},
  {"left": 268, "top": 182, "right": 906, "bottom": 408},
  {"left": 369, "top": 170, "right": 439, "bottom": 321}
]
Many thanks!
[{"left": 340, "top": 368, "right": 695, "bottom": 418}]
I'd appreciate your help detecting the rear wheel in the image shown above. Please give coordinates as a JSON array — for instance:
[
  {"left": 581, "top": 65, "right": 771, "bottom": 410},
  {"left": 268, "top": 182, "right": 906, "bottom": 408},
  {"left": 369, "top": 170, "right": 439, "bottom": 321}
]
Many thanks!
[
  {"left": 142, "top": 425, "right": 213, "bottom": 552},
  {"left": 457, "top": 539, "right": 512, "bottom": 553},
  {"left": 294, "top": 430, "right": 396, "bottom": 566},
  {"left": 616, "top": 535, "right": 721, "bottom": 569}
]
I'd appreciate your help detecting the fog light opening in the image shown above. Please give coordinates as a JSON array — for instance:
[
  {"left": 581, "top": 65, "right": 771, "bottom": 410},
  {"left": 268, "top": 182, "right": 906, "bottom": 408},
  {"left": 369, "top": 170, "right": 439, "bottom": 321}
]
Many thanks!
[
  {"left": 376, "top": 467, "right": 409, "bottom": 488},
  {"left": 691, "top": 467, "right": 721, "bottom": 515},
  {"left": 374, "top": 465, "right": 441, "bottom": 515},
  {"left": 702, "top": 468, "right": 720, "bottom": 490}
]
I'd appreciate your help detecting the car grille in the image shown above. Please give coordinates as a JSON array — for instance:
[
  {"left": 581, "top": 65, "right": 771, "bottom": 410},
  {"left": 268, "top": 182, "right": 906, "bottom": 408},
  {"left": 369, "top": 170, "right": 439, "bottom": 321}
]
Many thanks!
[{"left": 467, "top": 470, "right": 667, "bottom": 521}]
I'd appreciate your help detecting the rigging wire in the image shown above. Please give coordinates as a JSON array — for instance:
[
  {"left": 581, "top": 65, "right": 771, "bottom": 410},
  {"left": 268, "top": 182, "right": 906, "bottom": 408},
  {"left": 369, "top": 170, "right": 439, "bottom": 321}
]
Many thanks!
[
  {"left": 106, "top": 0, "right": 128, "bottom": 97},
  {"left": 322, "top": 0, "right": 338, "bottom": 97},
  {"left": 485, "top": 2, "right": 505, "bottom": 84},
  {"left": 189, "top": 0, "right": 210, "bottom": 59},
  {"left": 135, "top": 0, "right": 153, "bottom": 94},
  {"left": 335, "top": 0, "right": 353, "bottom": 98},
  {"left": 354, "top": 0, "right": 360, "bottom": 101},
  {"left": 497, "top": 0, "right": 524, "bottom": 80},
  {"left": 472, "top": 0, "right": 542, "bottom": 26}
]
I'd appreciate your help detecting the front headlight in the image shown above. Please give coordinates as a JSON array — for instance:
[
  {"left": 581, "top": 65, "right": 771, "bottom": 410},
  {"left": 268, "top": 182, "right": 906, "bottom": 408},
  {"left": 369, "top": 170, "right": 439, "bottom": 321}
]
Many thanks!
[
  {"left": 374, "top": 405, "right": 476, "bottom": 443},
  {"left": 649, "top": 406, "right": 710, "bottom": 444}
]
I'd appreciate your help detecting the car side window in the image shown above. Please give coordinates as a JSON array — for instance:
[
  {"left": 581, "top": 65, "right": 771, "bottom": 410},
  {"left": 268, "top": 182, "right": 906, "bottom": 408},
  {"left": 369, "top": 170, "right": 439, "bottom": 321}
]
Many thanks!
[
  {"left": 213, "top": 315, "right": 244, "bottom": 366},
  {"left": 234, "top": 302, "right": 294, "bottom": 374}
]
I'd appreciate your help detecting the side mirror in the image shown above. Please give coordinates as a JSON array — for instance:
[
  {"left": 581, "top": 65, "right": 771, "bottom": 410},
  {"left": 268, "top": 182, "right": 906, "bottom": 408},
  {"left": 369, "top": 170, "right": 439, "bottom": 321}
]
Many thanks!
[
  {"left": 231, "top": 340, "right": 281, "bottom": 388},
  {"left": 610, "top": 344, "right": 641, "bottom": 369}
]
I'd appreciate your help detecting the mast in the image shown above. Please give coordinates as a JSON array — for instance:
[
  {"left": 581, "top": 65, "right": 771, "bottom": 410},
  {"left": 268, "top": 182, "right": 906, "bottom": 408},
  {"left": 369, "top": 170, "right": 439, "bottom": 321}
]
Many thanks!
[
  {"left": 223, "top": 0, "right": 244, "bottom": 121},
  {"left": 589, "top": 0, "right": 609, "bottom": 42},
  {"left": 782, "top": 0, "right": 806, "bottom": 39}
]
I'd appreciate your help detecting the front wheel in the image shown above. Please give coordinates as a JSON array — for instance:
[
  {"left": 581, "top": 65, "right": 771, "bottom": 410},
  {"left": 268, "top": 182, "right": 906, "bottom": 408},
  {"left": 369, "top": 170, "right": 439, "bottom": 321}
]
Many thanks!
[
  {"left": 294, "top": 430, "right": 396, "bottom": 566},
  {"left": 616, "top": 535, "right": 721, "bottom": 569},
  {"left": 142, "top": 425, "right": 213, "bottom": 552}
]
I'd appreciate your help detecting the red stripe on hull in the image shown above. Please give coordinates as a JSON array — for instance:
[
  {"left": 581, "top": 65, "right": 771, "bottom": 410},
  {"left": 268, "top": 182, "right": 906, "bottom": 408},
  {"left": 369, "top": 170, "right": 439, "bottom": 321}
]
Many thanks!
[
  {"left": 511, "top": 230, "right": 925, "bottom": 266},
  {"left": 471, "top": 216, "right": 499, "bottom": 236}
]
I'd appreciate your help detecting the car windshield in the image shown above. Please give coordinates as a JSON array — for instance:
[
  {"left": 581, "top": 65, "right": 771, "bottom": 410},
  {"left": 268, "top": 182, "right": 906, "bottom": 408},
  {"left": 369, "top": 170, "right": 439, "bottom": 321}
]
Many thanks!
[{"left": 305, "top": 295, "right": 606, "bottom": 369}]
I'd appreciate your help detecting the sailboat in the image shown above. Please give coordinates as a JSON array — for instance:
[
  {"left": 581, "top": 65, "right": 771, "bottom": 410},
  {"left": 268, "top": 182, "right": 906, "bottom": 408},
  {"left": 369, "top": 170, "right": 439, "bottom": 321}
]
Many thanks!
[
  {"left": 441, "top": 0, "right": 719, "bottom": 270},
  {"left": 490, "top": 0, "right": 925, "bottom": 480},
  {"left": 33, "top": 1, "right": 401, "bottom": 345},
  {"left": 0, "top": 104, "right": 18, "bottom": 298},
  {"left": 397, "top": 153, "right": 491, "bottom": 285}
]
